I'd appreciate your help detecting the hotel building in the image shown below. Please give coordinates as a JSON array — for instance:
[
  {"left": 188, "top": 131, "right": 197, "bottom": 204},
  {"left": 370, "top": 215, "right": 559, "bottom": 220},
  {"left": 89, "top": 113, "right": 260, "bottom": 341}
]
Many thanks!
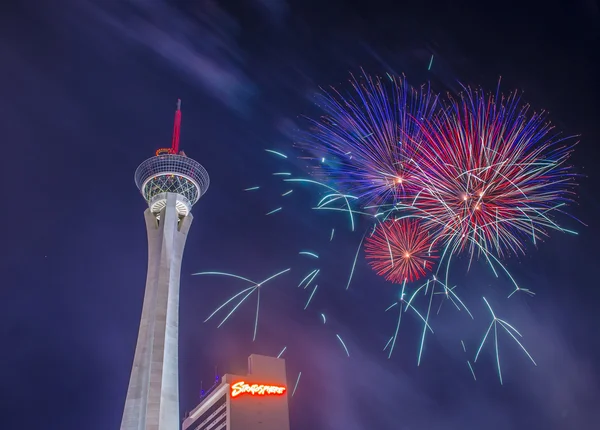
[{"left": 182, "top": 354, "right": 290, "bottom": 430}]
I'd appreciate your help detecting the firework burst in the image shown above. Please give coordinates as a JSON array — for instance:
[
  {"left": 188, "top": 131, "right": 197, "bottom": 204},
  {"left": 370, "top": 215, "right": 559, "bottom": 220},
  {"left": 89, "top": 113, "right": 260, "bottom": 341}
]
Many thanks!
[
  {"left": 409, "top": 85, "right": 577, "bottom": 259},
  {"left": 299, "top": 72, "right": 439, "bottom": 206},
  {"left": 364, "top": 218, "right": 438, "bottom": 283},
  {"left": 208, "top": 73, "right": 578, "bottom": 384}
]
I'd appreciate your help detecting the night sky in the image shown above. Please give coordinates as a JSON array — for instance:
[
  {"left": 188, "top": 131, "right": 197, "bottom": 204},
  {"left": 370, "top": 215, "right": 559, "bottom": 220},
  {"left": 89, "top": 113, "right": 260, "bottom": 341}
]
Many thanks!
[{"left": 1, "top": 0, "right": 600, "bottom": 429}]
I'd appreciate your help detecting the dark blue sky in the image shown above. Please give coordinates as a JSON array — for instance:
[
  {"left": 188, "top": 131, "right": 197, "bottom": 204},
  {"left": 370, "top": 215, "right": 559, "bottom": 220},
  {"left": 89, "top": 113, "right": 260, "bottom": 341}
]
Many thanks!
[{"left": 1, "top": 0, "right": 599, "bottom": 429}]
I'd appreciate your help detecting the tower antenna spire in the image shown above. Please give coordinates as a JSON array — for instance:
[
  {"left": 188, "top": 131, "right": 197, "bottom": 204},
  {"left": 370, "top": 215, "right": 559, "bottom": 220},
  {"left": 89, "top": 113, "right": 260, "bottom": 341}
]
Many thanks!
[{"left": 171, "top": 99, "right": 182, "bottom": 154}]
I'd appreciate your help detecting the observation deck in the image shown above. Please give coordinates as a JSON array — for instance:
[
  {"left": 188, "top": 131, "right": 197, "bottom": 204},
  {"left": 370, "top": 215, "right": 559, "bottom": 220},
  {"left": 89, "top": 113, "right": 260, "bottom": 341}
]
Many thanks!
[{"left": 135, "top": 153, "right": 210, "bottom": 217}]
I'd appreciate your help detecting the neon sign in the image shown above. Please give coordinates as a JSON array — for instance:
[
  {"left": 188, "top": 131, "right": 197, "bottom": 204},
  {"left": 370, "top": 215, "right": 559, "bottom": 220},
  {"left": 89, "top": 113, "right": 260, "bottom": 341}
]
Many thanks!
[{"left": 230, "top": 381, "right": 286, "bottom": 398}]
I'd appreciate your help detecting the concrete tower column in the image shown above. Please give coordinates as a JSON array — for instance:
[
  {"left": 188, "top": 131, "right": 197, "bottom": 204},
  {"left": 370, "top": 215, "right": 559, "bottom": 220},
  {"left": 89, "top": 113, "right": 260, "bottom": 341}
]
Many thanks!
[{"left": 121, "top": 192, "right": 193, "bottom": 430}]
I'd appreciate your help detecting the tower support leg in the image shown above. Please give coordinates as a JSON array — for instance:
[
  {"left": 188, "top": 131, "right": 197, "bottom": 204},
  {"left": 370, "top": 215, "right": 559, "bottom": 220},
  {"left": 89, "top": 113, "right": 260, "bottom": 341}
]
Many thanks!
[{"left": 121, "top": 193, "right": 193, "bottom": 430}]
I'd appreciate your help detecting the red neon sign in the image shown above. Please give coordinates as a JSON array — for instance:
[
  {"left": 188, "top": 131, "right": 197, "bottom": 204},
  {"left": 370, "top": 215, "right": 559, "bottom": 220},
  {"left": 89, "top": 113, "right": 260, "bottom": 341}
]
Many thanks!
[{"left": 230, "top": 381, "right": 286, "bottom": 398}]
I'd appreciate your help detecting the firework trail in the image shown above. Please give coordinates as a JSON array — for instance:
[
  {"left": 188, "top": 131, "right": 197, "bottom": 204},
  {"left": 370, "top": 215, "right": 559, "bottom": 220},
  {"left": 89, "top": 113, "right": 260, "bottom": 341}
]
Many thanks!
[
  {"left": 474, "top": 297, "right": 537, "bottom": 384},
  {"left": 336, "top": 334, "right": 350, "bottom": 357},
  {"left": 193, "top": 268, "right": 290, "bottom": 341},
  {"left": 277, "top": 346, "right": 287, "bottom": 358},
  {"left": 298, "top": 72, "right": 439, "bottom": 206},
  {"left": 380, "top": 270, "right": 474, "bottom": 363},
  {"left": 383, "top": 281, "right": 434, "bottom": 359},
  {"left": 292, "top": 372, "right": 302, "bottom": 397}
]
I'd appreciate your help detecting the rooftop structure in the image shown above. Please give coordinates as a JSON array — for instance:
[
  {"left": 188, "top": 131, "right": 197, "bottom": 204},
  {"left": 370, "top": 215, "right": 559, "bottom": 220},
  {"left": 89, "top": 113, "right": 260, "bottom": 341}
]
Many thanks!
[{"left": 183, "top": 355, "right": 291, "bottom": 430}]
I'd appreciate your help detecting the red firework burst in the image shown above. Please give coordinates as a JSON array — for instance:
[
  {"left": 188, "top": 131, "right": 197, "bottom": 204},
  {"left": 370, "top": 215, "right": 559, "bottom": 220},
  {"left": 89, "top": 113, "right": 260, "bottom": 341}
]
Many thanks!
[
  {"left": 364, "top": 219, "right": 438, "bottom": 283},
  {"left": 411, "top": 86, "right": 576, "bottom": 258}
]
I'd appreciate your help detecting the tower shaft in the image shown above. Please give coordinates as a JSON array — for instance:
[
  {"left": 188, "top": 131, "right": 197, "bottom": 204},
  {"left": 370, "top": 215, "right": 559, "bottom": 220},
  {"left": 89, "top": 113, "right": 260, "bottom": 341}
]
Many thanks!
[{"left": 121, "top": 193, "right": 193, "bottom": 430}]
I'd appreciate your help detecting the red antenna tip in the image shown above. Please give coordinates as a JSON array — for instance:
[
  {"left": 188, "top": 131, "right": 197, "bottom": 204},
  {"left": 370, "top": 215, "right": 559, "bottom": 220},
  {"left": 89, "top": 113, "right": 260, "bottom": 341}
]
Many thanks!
[{"left": 171, "top": 99, "right": 182, "bottom": 154}]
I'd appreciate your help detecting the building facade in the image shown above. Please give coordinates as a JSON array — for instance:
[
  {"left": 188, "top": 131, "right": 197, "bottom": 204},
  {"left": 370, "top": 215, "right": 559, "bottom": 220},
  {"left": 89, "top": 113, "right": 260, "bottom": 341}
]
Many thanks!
[{"left": 183, "top": 355, "right": 290, "bottom": 430}]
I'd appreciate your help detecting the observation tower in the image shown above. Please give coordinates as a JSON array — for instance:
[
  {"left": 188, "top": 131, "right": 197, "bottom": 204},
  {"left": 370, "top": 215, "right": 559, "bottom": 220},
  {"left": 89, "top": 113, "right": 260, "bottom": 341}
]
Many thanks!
[{"left": 121, "top": 100, "right": 209, "bottom": 430}]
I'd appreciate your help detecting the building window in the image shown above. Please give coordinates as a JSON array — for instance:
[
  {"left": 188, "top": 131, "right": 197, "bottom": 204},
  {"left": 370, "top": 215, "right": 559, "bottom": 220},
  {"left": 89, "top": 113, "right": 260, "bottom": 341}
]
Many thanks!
[
  {"left": 197, "top": 414, "right": 226, "bottom": 430},
  {"left": 186, "top": 395, "right": 227, "bottom": 430}
]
